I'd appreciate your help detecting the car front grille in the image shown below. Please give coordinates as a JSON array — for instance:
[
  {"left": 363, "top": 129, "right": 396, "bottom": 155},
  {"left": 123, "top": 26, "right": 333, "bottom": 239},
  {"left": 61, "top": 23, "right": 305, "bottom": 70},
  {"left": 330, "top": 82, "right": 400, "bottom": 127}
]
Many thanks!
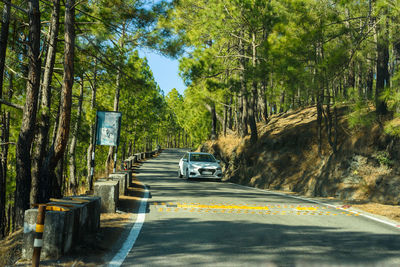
[{"left": 198, "top": 168, "right": 216, "bottom": 175}]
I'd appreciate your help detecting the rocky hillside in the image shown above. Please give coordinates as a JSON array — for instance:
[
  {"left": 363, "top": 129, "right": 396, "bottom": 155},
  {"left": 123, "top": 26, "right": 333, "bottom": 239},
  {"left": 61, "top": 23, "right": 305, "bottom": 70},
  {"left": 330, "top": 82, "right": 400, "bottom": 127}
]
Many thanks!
[{"left": 201, "top": 106, "right": 400, "bottom": 205}]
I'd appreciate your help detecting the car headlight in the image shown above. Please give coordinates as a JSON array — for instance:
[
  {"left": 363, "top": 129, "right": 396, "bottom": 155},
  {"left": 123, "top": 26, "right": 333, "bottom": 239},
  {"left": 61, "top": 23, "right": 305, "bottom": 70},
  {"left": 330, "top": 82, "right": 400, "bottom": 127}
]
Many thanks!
[{"left": 217, "top": 167, "right": 222, "bottom": 171}]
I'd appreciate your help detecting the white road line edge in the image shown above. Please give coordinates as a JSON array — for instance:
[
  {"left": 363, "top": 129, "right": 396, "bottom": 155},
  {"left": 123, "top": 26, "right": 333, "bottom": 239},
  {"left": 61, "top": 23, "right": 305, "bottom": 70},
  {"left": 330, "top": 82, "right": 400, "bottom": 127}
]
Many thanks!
[
  {"left": 231, "top": 183, "right": 400, "bottom": 229},
  {"left": 108, "top": 185, "right": 149, "bottom": 267}
]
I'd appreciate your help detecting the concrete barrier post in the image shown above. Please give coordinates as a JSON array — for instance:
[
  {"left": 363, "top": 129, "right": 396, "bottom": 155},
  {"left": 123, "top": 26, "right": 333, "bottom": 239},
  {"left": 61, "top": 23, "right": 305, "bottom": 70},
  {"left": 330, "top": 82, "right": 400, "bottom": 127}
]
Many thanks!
[
  {"left": 127, "top": 157, "right": 132, "bottom": 170},
  {"left": 134, "top": 153, "right": 140, "bottom": 161},
  {"left": 47, "top": 200, "right": 85, "bottom": 246},
  {"left": 116, "top": 170, "right": 132, "bottom": 187},
  {"left": 42, "top": 209, "right": 74, "bottom": 259},
  {"left": 109, "top": 173, "right": 127, "bottom": 195},
  {"left": 94, "top": 180, "right": 119, "bottom": 213},
  {"left": 22, "top": 208, "right": 74, "bottom": 260},
  {"left": 70, "top": 196, "right": 101, "bottom": 232}
]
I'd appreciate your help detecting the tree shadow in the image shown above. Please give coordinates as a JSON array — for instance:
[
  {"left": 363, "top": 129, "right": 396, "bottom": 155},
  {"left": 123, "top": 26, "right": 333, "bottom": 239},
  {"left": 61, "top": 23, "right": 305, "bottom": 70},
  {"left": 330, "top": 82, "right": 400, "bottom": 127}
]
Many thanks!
[{"left": 125, "top": 217, "right": 400, "bottom": 266}]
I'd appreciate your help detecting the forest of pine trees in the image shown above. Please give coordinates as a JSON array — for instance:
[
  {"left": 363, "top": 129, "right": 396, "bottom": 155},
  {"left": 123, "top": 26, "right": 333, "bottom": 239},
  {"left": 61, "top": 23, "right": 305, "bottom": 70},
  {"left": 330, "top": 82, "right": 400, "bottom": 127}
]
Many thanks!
[
  {"left": 164, "top": 0, "right": 400, "bottom": 153},
  {"left": 0, "top": 0, "right": 187, "bottom": 238},
  {"left": 1, "top": 0, "right": 400, "bottom": 240}
]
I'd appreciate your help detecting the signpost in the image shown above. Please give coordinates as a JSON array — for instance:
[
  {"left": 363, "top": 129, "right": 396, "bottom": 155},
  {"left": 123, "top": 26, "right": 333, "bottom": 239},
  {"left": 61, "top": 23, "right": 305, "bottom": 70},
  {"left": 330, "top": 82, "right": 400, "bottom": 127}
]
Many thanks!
[
  {"left": 89, "top": 111, "right": 122, "bottom": 190},
  {"left": 96, "top": 111, "right": 122, "bottom": 146}
]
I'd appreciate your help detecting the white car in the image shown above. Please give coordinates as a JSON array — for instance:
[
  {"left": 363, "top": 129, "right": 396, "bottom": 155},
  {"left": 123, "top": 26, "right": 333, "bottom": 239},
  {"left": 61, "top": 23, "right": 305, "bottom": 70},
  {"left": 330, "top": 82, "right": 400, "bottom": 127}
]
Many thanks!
[{"left": 178, "top": 152, "right": 223, "bottom": 180}]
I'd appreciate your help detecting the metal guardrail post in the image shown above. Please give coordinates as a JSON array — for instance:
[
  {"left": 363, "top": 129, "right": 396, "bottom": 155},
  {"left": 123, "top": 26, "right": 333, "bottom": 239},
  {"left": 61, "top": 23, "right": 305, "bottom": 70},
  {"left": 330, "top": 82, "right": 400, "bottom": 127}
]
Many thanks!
[{"left": 32, "top": 205, "right": 45, "bottom": 267}]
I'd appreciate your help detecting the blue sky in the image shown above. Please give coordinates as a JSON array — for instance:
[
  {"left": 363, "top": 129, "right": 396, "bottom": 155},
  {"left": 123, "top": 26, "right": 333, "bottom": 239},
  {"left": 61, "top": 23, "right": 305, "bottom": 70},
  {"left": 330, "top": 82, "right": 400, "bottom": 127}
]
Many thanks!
[{"left": 138, "top": 49, "right": 186, "bottom": 96}]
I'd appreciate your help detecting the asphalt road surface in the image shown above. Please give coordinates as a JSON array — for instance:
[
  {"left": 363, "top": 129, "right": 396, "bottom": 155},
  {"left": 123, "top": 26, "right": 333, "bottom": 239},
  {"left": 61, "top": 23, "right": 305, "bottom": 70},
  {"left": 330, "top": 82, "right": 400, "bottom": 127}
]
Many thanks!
[{"left": 119, "top": 149, "right": 400, "bottom": 267}]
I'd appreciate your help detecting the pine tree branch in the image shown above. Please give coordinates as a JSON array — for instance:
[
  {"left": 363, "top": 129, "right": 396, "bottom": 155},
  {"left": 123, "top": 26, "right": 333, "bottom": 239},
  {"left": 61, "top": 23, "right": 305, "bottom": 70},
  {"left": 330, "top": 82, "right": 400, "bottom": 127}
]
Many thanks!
[
  {"left": 0, "top": 98, "right": 23, "bottom": 110},
  {"left": 0, "top": 0, "right": 28, "bottom": 14},
  {"left": 0, "top": 142, "right": 16, "bottom": 146}
]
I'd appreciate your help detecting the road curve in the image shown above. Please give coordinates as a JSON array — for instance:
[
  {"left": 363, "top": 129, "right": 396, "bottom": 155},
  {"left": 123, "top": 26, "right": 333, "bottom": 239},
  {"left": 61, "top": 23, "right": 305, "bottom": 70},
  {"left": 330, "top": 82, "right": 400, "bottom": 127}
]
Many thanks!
[{"left": 118, "top": 149, "right": 400, "bottom": 267}]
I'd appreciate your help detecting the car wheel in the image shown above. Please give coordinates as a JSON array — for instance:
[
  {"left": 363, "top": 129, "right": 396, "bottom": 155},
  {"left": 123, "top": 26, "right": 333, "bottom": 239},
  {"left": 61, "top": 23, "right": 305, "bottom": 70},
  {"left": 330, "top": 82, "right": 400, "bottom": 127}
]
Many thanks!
[{"left": 185, "top": 168, "right": 190, "bottom": 180}]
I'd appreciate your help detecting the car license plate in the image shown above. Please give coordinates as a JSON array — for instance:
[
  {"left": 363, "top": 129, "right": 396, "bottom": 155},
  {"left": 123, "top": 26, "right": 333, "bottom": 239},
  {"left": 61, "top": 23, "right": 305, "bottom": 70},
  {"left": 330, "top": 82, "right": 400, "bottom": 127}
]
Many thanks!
[{"left": 203, "top": 171, "right": 212, "bottom": 175}]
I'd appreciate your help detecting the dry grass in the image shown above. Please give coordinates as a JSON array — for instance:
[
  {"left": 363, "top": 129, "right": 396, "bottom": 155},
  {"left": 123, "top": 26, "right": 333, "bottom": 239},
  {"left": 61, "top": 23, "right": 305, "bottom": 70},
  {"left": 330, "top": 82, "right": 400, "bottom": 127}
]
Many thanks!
[
  {"left": 353, "top": 203, "right": 400, "bottom": 223},
  {"left": 0, "top": 229, "right": 23, "bottom": 266},
  {"left": 265, "top": 107, "right": 318, "bottom": 136},
  {"left": 211, "top": 135, "right": 244, "bottom": 156}
]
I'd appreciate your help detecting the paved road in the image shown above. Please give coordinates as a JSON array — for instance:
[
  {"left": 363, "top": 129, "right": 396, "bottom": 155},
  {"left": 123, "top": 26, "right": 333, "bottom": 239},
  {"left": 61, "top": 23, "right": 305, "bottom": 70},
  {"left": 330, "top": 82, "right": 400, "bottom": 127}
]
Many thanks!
[{"left": 120, "top": 149, "right": 400, "bottom": 266}]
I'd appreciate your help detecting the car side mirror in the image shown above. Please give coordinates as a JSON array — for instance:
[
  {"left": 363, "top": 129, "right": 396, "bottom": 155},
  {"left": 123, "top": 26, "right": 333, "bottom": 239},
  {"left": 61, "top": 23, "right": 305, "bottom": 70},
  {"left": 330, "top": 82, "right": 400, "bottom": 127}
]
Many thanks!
[{"left": 217, "top": 160, "right": 221, "bottom": 163}]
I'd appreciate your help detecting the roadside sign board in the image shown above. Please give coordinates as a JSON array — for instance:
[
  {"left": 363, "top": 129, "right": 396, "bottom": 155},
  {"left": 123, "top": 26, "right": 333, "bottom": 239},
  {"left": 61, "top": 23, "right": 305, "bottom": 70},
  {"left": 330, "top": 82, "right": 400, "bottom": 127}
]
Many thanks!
[{"left": 96, "top": 111, "right": 122, "bottom": 146}]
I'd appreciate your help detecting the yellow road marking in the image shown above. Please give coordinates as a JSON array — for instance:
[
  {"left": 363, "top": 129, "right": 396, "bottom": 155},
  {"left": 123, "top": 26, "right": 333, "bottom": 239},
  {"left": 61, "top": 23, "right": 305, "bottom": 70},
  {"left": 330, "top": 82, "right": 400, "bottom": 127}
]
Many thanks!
[
  {"left": 177, "top": 204, "right": 270, "bottom": 210},
  {"left": 296, "top": 207, "right": 318, "bottom": 211},
  {"left": 155, "top": 202, "right": 359, "bottom": 217}
]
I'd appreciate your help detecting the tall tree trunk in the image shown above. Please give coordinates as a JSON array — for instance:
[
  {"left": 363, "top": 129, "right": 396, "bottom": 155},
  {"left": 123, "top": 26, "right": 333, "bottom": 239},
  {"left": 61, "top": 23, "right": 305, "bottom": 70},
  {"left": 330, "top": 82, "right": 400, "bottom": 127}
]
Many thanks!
[
  {"left": 15, "top": 0, "right": 41, "bottom": 227},
  {"left": 249, "top": 32, "right": 258, "bottom": 144},
  {"left": 6, "top": 196, "right": 11, "bottom": 235},
  {"left": 68, "top": 77, "right": 84, "bottom": 195},
  {"left": 249, "top": 85, "right": 258, "bottom": 143},
  {"left": 128, "top": 140, "right": 132, "bottom": 157},
  {"left": 44, "top": 0, "right": 75, "bottom": 199},
  {"left": 279, "top": 91, "right": 285, "bottom": 113},
  {"left": 122, "top": 141, "right": 126, "bottom": 160},
  {"left": 317, "top": 91, "right": 323, "bottom": 156},
  {"left": 1, "top": 92, "right": 11, "bottom": 238},
  {"left": 223, "top": 102, "right": 227, "bottom": 137},
  {"left": 1, "top": 70, "right": 13, "bottom": 237},
  {"left": 0, "top": 0, "right": 11, "bottom": 239},
  {"left": 366, "top": 66, "right": 374, "bottom": 100},
  {"left": 228, "top": 94, "right": 233, "bottom": 130},
  {"left": 210, "top": 102, "right": 217, "bottom": 140},
  {"left": 31, "top": 0, "right": 60, "bottom": 204},
  {"left": 53, "top": 152, "right": 64, "bottom": 198},
  {"left": 0, "top": 0, "right": 10, "bottom": 96},
  {"left": 4, "top": 22, "right": 16, "bottom": 236},
  {"left": 235, "top": 93, "right": 240, "bottom": 134},
  {"left": 375, "top": 18, "right": 389, "bottom": 115},
  {"left": 174, "top": 134, "right": 177, "bottom": 148},
  {"left": 239, "top": 33, "right": 248, "bottom": 138},
  {"left": 258, "top": 80, "right": 268, "bottom": 122},
  {"left": 87, "top": 59, "right": 97, "bottom": 191}
]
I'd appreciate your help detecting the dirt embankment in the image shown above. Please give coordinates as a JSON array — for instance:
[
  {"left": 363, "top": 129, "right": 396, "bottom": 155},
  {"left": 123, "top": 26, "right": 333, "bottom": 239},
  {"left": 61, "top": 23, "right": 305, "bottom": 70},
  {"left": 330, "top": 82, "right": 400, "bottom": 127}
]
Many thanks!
[{"left": 200, "top": 106, "right": 400, "bottom": 220}]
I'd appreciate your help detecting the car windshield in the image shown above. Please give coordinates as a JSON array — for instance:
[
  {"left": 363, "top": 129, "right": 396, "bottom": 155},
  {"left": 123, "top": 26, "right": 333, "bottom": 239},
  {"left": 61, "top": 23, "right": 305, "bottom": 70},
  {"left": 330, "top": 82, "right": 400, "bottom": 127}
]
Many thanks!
[{"left": 190, "top": 154, "right": 216, "bottom": 162}]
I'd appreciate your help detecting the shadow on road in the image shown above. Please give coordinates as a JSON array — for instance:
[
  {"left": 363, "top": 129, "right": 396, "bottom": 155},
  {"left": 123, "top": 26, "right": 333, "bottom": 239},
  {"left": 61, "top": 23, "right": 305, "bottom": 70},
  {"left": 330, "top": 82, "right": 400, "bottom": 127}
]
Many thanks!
[{"left": 126, "top": 217, "right": 400, "bottom": 266}]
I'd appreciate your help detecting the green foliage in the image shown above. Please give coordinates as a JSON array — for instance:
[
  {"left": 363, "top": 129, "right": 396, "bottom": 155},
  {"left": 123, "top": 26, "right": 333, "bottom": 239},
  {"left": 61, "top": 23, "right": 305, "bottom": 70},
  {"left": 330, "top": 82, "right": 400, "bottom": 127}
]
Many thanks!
[
  {"left": 383, "top": 119, "right": 400, "bottom": 137},
  {"left": 348, "top": 100, "right": 376, "bottom": 129},
  {"left": 373, "top": 151, "right": 394, "bottom": 167}
]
